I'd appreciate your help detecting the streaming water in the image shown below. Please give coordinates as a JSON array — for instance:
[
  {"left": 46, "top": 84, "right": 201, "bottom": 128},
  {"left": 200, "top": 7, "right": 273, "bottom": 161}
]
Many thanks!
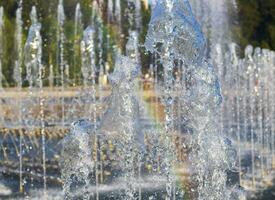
[
  {"left": 14, "top": 5, "right": 23, "bottom": 87},
  {"left": 57, "top": 0, "right": 66, "bottom": 126},
  {"left": 146, "top": 0, "right": 240, "bottom": 199},
  {"left": 108, "top": 0, "right": 114, "bottom": 22},
  {"left": 80, "top": 25, "right": 98, "bottom": 199},
  {"left": 74, "top": 3, "right": 83, "bottom": 86},
  {"left": 135, "top": 0, "right": 142, "bottom": 31},
  {"left": 25, "top": 7, "right": 40, "bottom": 89},
  {"left": 60, "top": 119, "right": 94, "bottom": 199},
  {"left": 14, "top": 3, "right": 24, "bottom": 193},
  {"left": 0, "top": 7, "right": 3, "bottom": 90},
  {"left": 81, "top": 26, "right": 96, "bottom": 117},
  {"left": 115, "top": 0, "right": 122, "bottom": 36},
  {"left": 1, "top": 1, "right": 275, "bottom": 199},
  {"left": 24, "top": 7, "right": 46, "bottom": 197},
  {"left": 0, "top": 6, "right": 3, "bottom": 143},
  {"left": 49, "top": 64, "right": 54, "bottom": 87},
  {"left": 189, "top": 0, "right": 236, "bottom": 54}
]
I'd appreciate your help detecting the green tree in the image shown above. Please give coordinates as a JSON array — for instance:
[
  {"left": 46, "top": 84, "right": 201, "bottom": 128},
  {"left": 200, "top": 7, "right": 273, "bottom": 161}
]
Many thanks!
[{"left": 236, "top": 0, "right": 275, "bottom": 51}]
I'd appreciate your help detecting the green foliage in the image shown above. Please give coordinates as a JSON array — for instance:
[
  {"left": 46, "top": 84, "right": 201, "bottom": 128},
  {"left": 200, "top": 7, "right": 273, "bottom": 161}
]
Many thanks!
[
  {"left": 236, "top": 0, "right": 275, "bottom": 51},
  {"left": 0, "top": 0, "right": 274, "bottom": 86},
  {"left": 3, "top": 14, "right": 15, "bottom": 86},
  {"left": 0, "top": 0, "right": 152, "bottom": 86},
  {"left": 0, "top": 0, "right": 117, "bottom": 87}
]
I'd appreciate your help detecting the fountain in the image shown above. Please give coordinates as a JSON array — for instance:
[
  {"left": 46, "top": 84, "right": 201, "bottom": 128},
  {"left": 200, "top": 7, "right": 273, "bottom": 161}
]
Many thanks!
[
  {"left": 60, "top": 119, "right": 94, "bottom": 199},
  {"left": 74, "top": 3, "right": 83, "bottom": 86},
  {"left": 25, "top": 7, "right": 41, "bottom": 89},
  {"left": 0, "top": 6, "right": 3, "bottom": 91},
  {"left": 189, "top": 0, "right": 237, "bottom": 53},
  {"left": 57, "top": 0, "right": 66, "bottom": 126},
  {"left": 24, "top": 6, "right": 47, "bottom": 198},
  {"left": 14, "top": 2, "right": 24, "bottom": 194},
  {"left": 81, "top": 25, "right": 98, "bottom": 125},
  {"left": 81, "top": 26, "right": 96, "bottom": 88},
  {"left": 101, "top": 53, "right": 141, "bottom": 199},
  {"left": 145, "top": 0, "right": 240, "bottom": 199},
  {"left": 115, "top": 0, "right": 122, "bottom": 37},
  {"left": 0, "top": 0, "right": 275, "bottom": 199}
]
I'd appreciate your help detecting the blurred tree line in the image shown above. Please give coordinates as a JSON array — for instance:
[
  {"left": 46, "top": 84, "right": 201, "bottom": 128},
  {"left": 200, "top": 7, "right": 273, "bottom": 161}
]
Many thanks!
[
  {"left": 0, "top": 0, "right": 150, "bottom": 87},
  {"left": 236, "top": 0, "right": 275, "bottom": 51},
  {"left": 0, "top": 0, "right": 274, "bottom": 86}
]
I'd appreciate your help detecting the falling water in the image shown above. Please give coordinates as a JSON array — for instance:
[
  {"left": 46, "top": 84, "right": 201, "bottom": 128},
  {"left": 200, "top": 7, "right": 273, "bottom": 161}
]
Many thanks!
[
  {"left": 13, "top": 3, "right": 24, "bottom": 193},
  {"left": 80, "top": 25, "right": 98, "bottom": 199},
  {"left": 13, "top": 7, "right": 23, "bottom": 87},
  {"left": 126, "top": 31, "right": 140, "bottom": 66},
  {"left": 24, "top": 8, "right": 46, "bottom": 196},
  {"left": 135, "top": 0, "right": 142, "bottom": 31},
  {"left": 97, "top": 19, "right": 104, "bottom": 94},
  {"left": 30, "top": 5, "right": 37, "bottom": 24},
  {"left": 0, "top": 6, "right": 3, "bottom": 130},
  {"left": 100, "top": 51, "right": 142, "bottom": 199},
  {"left": 247, "top": 46, "right": 256, "bottom": 188},
  {"left": 125, "top": 30, "right": 142, "bottom": 199},
  {"left": 81, "top": 26, "right": 96, "bottom": 119},
  {"left": 74, "top": 3, "right": 82, "bottom": 49},
  {"left": 60, "top": 119, "right": 94, "bottom": 199},
  {"left": 115, "top": 0, "right": 122, "bottom": 36},
  {"left": 107, "top": 0, "right": 114, "bottom": 22},
  {"left": 145, "top": 0, "right": 239, "bottom": 199},
  {"left": 107, "top": 0, "right": 113, "bottom": 60},
  {"left": 15, "top": 7, "right": 23, "bottom": 178},
  {"left": 92, "top": 6, "right": 104, "bottom": 196},
  {"left": 81, "top": 26, "right": 95, "bottom": 87},
  {"left": 0, "top": 1, "right": 275, "bottom": 199},
  {"left": 269, "top": 52, "right": 275, "bottom": 169},
  {"left": 98, "top": 57, "right": 104, "bottom": 119},
  {"left": 74, "top": 3, "right": 83, "bottom": 86},
  {"left": 150, "top": 0, "right": 157, "bottom": 8},
  {"left": 210, "top": 41, "right": 275, "bottom": 193},
  {"left": 57, "top": 0, "right": 66, "bottom": 126},
  {"left": 49, "top": 63, "right": 54, "bottom": 87},
  {"left": 189, "top": 0, "right": 235, "bottom": 53},
  {"left": 0, "top": 7, "right": 3, "bottom": 90},
  {"left": 94, "top": 1, "right": 104, "bottom": 125},
  {"left": 25, "top": 6, "right": 40, "bottom": 89},
  {"left": 146, "top": 0, "right": 185, "bottom": 198}
]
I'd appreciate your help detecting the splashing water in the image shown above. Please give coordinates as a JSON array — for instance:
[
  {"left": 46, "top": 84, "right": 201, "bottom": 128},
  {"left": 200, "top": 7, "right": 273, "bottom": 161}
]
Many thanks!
[
  {"left": 73, "top": 3, "right": 83, "bottom": 85},
  {"left": 145, "top": 0, "right": 240, "bottom": 199},
  {"left": 25, "top": 8, "right": 42, "bottom": 88},
  {"left": 189, "top": 0, "right": 236, "bottom": 53},
  {"left": 100, "top": 52, "right": 141, "bottom": 199},
  {"left": 100, "top": 55, "right": 140, "bottom": 139},
  {"left": 135, "top": 0, "right": 142, "bottom": 31},
  {"left": 126, "top": 31, "right": 140, "bottom": 64},
  {"left": 80, "top": 25, "right": 97, "bottom": 123},
  {"left": 115, "top": 0, "right": 122, "bottom": 35},
  {"left": 107, "top": 0, "right": 114, "bottom": 22},
  {"left": 62, "top": 33, "right": 142, "bottom": 199},
  {"left": 60, "top": 119, "right": 95, "bottom": 200},
  {"left": 0, "top": 6, "right": 3, "bottom": 130},
  {"left": 13, "top": 4, "right": 24, "bottom": 193},
  {"left": 81, "top": 26, "right": 96, "bottom": 87},
  {"left": 1, "top": 1, "right": 274, "bottom": 199},
  {"left": 30, "top": 6, "right": 37, "bottom": 24},
  {"left": 145, "top": 0, "right": 206, "bottom": 65},
  {"left": 13, "top": 6, "right": 23, "bottom": 87},
  {"left": 24, "top": 8, "right": 48, "bottom": 198},
  {"left": 74, "top": 3, "right": 82, "bottom": 33},
  {"left": 57, "top": 0, "right": 66, "bottom": 125}
]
